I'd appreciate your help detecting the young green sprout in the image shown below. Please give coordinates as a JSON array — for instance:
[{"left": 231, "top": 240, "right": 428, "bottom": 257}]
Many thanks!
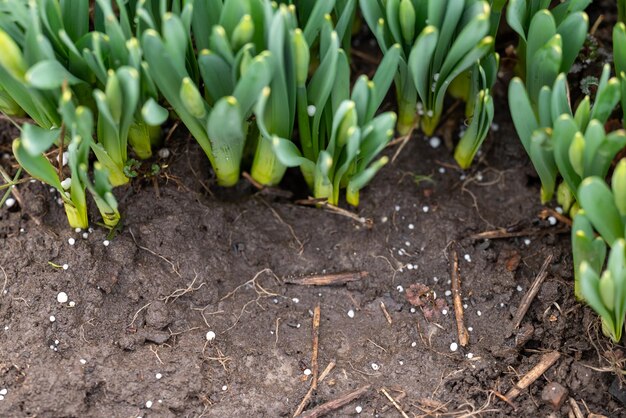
[
  {"left": 141, "top": 5, "right": 273, "bottom": 187},
  {"left": 579, "top": 239, "right": 626, "bottom": 343},
  {"left": 360, "top": 0, "right": 493, "bottom": 137},
  {"left": 509, "top": 65, "right": 623, "bottom": 205}
]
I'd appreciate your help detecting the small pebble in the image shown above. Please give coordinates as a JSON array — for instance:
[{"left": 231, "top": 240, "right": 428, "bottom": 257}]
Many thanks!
[
  {"left": 467, "top": 353, "right": 474, "bottom": 359},
  {"left": 303, "top": 369, "right": 312, "bottom": 376},
  {"left": 49, "top": 316, "right": 56, "bottom": 322},
  {"left": 62, "top": 151, "right": 69, "bottom": 166},
  {"left": 57, "top": 292, "right": 68, "bottom": 303},
  {"left": 68, "top": 238, "right": 75, "bottom": 246},
  {"left": 410, "top": 308, "right": 416, "bottom": 313},
  {"left": 468, "top": 327, "right": 473, "bottom": 332},
  {"left": 103, "top": 240, "right": 110, "bottom": 247},
  {"left": 69, "top": 301, "right": 75, "bottom": 307},
  {"left": 355, "top": 406, "right": 363, "bottom": 413},
  {"left": 464, "top": 254, "right": 471, "bottom": 262},
  {"left": 408, "top": 224, "right": 415, "bottom": 230},
  {"left": 60, "top": 177, "right": 72, "bottom": 190},
  {"left": 292, "top": 298, "right": 300, "bottom": 304},
  {"left": 524, "top": 239, "right": 531, "bottom": 245},
  {"left": 422, "top": 206, "right": 429, "bottom": 213},
  {"left": 411, "top": 342, "right": 417, "bottom": 347},
  {"left": 450, "top": 342, "right": 458, "bottom": 352},
  {"left": 516, "top": 285, "right": 523, "bottom": 292},
  {"left": 405, "top": 241, "right": 411, "bottom": 246},
  {"left": 396, "top": 285, "right": 404, "bottom": 293},
  {"left": 62, "top": 264, "right": 69, "bottom": 270},
  {"left": 371, "top": 363, "right": 380, "bottom": 371},
  {"left": 429, "top": 136, "right": 441, "bottom": 148},
  {"left": 156, "top": 373, "right": 162, "bottom": 380},
  {"left": 347, "top": 309, "right": 355, "bottom": 318},
  {"left": 381, "top": 216, "right": 388, "bottom": 223},
  {"left": 5, "top": 198, "right": 15, "bottom": 208},
  {"left": 306, "top": 105, "right": 316, "bottom": 117},
  {"left": 145, "top": 400, "right": 153, "bottom": 409},
  {"left": 158, "top": 148, "right": 170, "bottom": 159},
  {"left": 80, "top": 359, "right": 87, "bottom": 365},
  {"left": 206, "top": 331, "right": 216, "bottom": 342},
  {"left": 394, "top": 205, "right": 400, "bottom": 211},
  {"left": 74, "top": 227, "right": 81, "bottom": 233},
  {"left": 222, "top": 385, "right": 228, "bottom": 391},
  {"left": 477, "top": 311, "right": 482, "bottom": 316},
  {"left": 0, "top": 389, "right": 6, "bottom": 395},
  {"left": 407, "top": 264, "right": 414, "bottom": 270},
  {"left": 438, "top": 167, "right": 446, "bottom": 174},
  {"left": 445, "top": 290, "right": 452, "bottom": 297},
  {"left": 0, "top": 395, "right": 4, "bottom": 401},
  {"left": 82, "top": 232, "right": 89, "bottom": 239},
  {"left": 548, "top": 216, "right": 557, "bottom": 226},
  {"left": 442, "top": 309, "right": 448, "bottom": 315},
  {"left": 555, "top": 206, "right": 563, "bottom": 214}
]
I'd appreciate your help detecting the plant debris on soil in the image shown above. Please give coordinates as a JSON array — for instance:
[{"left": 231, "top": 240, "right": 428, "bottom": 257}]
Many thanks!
[
  {"left": 1, "top": 92, "right": 623, "bottom": 417},
  {"left": 2, "top": 4, "right": 626, "bottom": 416}
]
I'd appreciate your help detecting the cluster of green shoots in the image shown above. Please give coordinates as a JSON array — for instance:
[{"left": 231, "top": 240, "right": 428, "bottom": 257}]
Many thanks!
[{"left": 507, "top": 0, "right": 626, "bottom": 342}]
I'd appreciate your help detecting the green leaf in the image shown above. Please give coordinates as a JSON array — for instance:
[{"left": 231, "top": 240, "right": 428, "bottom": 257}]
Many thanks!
[
  {"left": 578, "top": 177, "right": 625, "bottom": 245},
  {"left": 25, "top": 60, "right": 82, "bottom": 89},
  {"left": 207, "top": 96, "right": 244, "bottom": 186},
  {"left": 21, "top": 124, "right": 61, "bottom": 156},
  {"left": 141, "top": 98, "right": 169, "bottom": 126},
  {"left": 12, "top": 138, "right": 63, "bottom": 192},
  {"left": 508, "top": 77, "right": 537, "bottom": 153},
  {"left": 613, "top": 159, "right": 626, "bottom": 217}
]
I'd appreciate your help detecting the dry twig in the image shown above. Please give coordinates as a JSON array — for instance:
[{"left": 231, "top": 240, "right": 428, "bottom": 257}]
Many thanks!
[
  {"left": 285, "top": 271, "right": 368, "bottom": 286},
  {"left": 298, "top": 385, "right": 371, "bottom": 418},
  {"left": 507, "top": 255, "right": 553, "bottom": 336},
  {"left": 504, "top": 351, "right": 561, "bottom": 402},
  {"left": 294, "top": 304, "right": 321, "bottom": 417},
  {"left": 380, "top": 301, "right": 393, "bottom": 325},
  {"left": 380, "top": 387, "right": 410, "bottom": 418},
  {"left": 449, "top": 249, "right": 469, "bottom": 347}
]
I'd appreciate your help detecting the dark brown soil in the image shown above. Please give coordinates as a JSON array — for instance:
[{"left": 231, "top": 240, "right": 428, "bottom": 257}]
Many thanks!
[
  {"left": 1, "top": 92, "right": 623, "bottom": 417},
  {"left": 1, "top": 9, "right": 626, "bottom": 417}
]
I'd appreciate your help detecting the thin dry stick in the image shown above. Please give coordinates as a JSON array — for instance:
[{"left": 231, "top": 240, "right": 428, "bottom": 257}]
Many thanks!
[
  {"left": 450, "top": 249, "right": 469, "bottom": 347},
  {"left": 380, "top": 388, "right": 410, "bottom": 418},
  {"left": 129, "top": 228, "right": 182, "bottom": 277},
  {"left": 468, "top": 227, "right": 569, "bottom": 241},
  {"left": 318, "top": 361, "right": 335, "bottom": 383},
  {"left": 294, "top": 304, "right": 321, "bottom": 417},
  {"left": 127, "top": 302, "right": 152, "bottom": 328},
  {"left": 504, "top": 351, "right": 561, "bottom": 401},
  {"left": 257, "top": 197, "right": 304, "bottom": 254},
  {"left": 285, "top": 271, "right": 368, "bottom": 286},
  {"left": 295, "top": 198, "right": 372, "bottom": 227},
  {"left": 507, "top": 255, "right": 553, "bottom": 336},
  {"left": 380, "top": 301, "right": 393, "bottom": 325},
  {"left": 1, "top": 265, "right": 7, "bottom": 296},
  {"left": 569, "top": 398, "right": 584, "bottom": 418},
  {"left": 299, "top": 385, "right": 371, "bottom": 418}
]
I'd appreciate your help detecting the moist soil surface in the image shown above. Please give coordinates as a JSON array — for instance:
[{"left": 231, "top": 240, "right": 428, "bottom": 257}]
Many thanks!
[{"left": 2, "top": 11, "right": 626, "bottom": 418}]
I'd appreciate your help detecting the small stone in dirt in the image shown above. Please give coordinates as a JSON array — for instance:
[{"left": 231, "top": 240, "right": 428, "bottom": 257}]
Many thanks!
[
  {"left": 158, "top": 148, "right": 171, "bottom": 159},
  {"left": 49, "top": 316, "right": 55, "bottom": 322},
  {"left": 429, "top": 137, "right": 441, "bottom": 148},
  {"left": 82, "top": 232, "right": 89, "bottom": 239},
  {"left": 464, "top": 254, "right": 471, "bottom": 262},
  {"left": 468, "top": 327, "right": 473, "bottom": 332},
  {"left": 524, "top": 238, "right": 531, "bottom": 245},
  {"left": 68, "top": 238, "right": 75, "bottom": 246},
  {"left": 411, "top": 342, "right": 417, "bottom": 347},
  {"left": 206, "top": 331, "right": 216, "bottom": 342},
  {"left": 444, "top": 290, "right": 452, "bottom": 297},
  {"left": 74, "top": 228, "right": 81, "bottom": 233},
  {"left": 292, "top": 298, "right": 299, "bottom": 303},
  {"left": 1, "top": 389, "right": 8, "bottom": 396},
  {"left": 80, "top": 359, "right": 87, "bottom": 365},
  {"left": 62, "top": 264, "right": 69, "bottom": 270},
  {"left": 303, "top": 369, "right": 311, "bottom": 376},
  {"left": 467, "top": 353, "right": 474, "bottom": 359},
  {"left": 371, "top": 363, "right": 380, "bottom": 371},
  {"left": 408, "top": 223, "right": 414, "bottom": 230},
  {"left": 103, "top": 240, "right": 110, "bottom": 247},
  {"left": 145, "top": 400, "right": 153, "bottom": 408},
  {"left": 407, "top": 264, "right": 414, "bottom": 270},
  {"left": 396, "top": 285, "right": 404, "bottom": 293},
  {"left": 57, "top": 292, "right": 68, "bottom": 303},
  {"left": 355, "top": 406, "right": 363, "bottom": 413},
  {"left": 450, "top": 342, "right": 458, "bottom": 352},
  {"left": 156, "top": 373, "right": 162, "bottom": 380},
  {"left": 516, "top": 285, "right": 523, "bottom": 292},
  {"left": 410, "top": 308, "right": 416, "bottom": 313},
  {"left": 548, "top": 216, "right": 557, "bottom": 226},
  {"left": 541, "top": 382, "right": 568, "bottom": 409},
  {"left": 5, "top": 198, "right": 15, "bottom": 208},
  {"left": 222, "top": 385, "right": 228, "bottom": 391},
  {"left": 69, "top": 301, "right": 75, "bottom": 307},
  {"left": 395, "top": 205, "right": 400, "bottom": 211},
  {"left": 477, "top": 310, "right": 482, "bottom": 316},
  {"left": 422, "top": 206, "right": 429, "bottom": 213},
  {"left": 442, "top": 309, "right": 448, "bottom": 315},
  {"left": 347, "top": 309, "right": 355, "bottom": 318}
]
